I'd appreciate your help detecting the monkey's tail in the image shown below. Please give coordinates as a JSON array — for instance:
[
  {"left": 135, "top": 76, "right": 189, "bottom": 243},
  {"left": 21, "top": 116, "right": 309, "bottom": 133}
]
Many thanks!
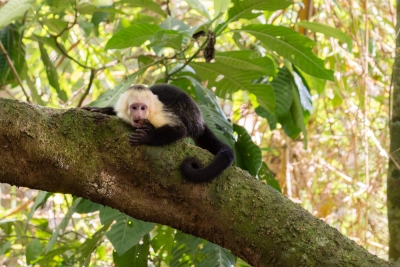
[{"left": 180, "top": 126, "right": 234, "bottom": 183}]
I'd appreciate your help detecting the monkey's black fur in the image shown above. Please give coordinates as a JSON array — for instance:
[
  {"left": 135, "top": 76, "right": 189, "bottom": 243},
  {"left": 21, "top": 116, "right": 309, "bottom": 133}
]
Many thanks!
[{"left": 84, "top": 84, "right": 234, "bottom": 183}]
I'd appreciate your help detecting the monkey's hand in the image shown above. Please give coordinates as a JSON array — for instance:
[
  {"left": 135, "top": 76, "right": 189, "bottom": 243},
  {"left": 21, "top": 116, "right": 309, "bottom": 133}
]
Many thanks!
[{"left": 129, "top": 124, "right": 155, "bottom": 145}]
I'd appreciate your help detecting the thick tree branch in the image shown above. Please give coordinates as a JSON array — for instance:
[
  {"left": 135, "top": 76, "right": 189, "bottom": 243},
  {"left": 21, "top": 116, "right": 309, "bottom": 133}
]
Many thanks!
[{"left": 0, "top": 99, "right": 394, "bottom": 267}]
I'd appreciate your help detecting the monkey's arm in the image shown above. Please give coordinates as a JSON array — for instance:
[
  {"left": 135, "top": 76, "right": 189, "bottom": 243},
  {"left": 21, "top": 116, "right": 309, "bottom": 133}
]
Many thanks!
[
  {"left": 81, "top": 106, "right": 116, "bottom": 116},
  {"left": 129, "top": 125, "right": 187, "bottom": 146}
]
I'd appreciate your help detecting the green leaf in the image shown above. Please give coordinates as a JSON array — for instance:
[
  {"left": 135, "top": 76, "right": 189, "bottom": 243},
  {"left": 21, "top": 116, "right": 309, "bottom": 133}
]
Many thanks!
[
  {"left": 114, "top": 234, "right": 150, "bottom": 267},
  {"left": 100, "top": 207, "right": 155, "bottom": 255},
  {"left": 214, "top": 51, "right": 276, "bottom": 76},
  {"left": 99, "top": 206, "right": 121, "bottom": 224},
  {"left": 160, "top": 17, "right": 191, "bottom": 33},
  {"left": 228, "top": 0, "right": 293, "bottom": 21},
  {"left": 271, "top": 67, "right": 294, "bottom": 115},
  {"left": 151, "top": 225, "right": 175, "bottom": 264},
  {"left": 297, "top": 21, "right": 352, "bottom": 51},
  {"left": 77, "top": 222, "right": 112, "bottom": 265},
  {"left": 258, "top": 162, "right": 281, "bottom": 192},
  {"left": 291, "top": 80, "right": 308, "bottom": 147},
  {"left": 216, "top": 0, "right": 293, "bottom": 34},
  {"left": 255, "top": 106, "right": 276, "bottom": 130},
  {"left": 120, "top": 0, "right": 166, "bottom": 17},
  {"left": 38, "top": 42, "right": 68, "bottom": 102},
  {"left": 293, "top": 69, "right": 312, "bottom": 113},
  {"left": 45, "top": 197, "right": 83, "bottom": 253},
  {"left": 26, "top": 239, "right": 42, "bottom": 264},
  {"left": 171, "top": 231, "right": 203, "bottom": 267},
  {"left": 0, "top": 24, "right": 26, "bottom": 86},
  {"left": 149, "top": 30, "right": 183, "bottom": 52},
  {"left": 0, "top": 0, "right": 35, "bottom": 28},
  {"left": 214, "top": 0, "right": 231, "bottom": 15},
  {"left": 105, "top": 24, "right": 162, "bottom": 50},
  {"left": 196, "top": 242, "right": 236, "bottom": 267},
  {"left": 240, "top": 24, "right": 334, "bottom": 81},
  {"left": 233, "top": 124, "right": 262, "bottom": 176},
  {"left": 184, "top": 0, "right": 211, "bottom": 19},
  {"left": 247, "top": 83, "right": 276, "bottom": 114},
  {"left": 278, "top": 111, "right": 301, "bottom": 139},
  {"left": 42, "top": 18, "right": 68, "bottom": 35},
  {"left": 24, "top": 191, "right": 52, "bottom": 231},
  {"left": 75, "top": 199, "right": 102, "bottom": 214},
  {"left": 190, "top": 61, "right": 276, "bottom": 112},
  {"left": 0, "top": 241, "right": 11, "bottom": 256}
]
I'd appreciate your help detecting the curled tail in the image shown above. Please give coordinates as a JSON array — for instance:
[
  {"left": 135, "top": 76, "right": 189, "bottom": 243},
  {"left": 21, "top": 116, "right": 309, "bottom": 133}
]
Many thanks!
[{"left": 180, "top": 126, "right": 234, "bottom": 183}]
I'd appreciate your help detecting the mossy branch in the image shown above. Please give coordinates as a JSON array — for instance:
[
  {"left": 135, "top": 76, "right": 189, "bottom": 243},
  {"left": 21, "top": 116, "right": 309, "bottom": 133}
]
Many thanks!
[{"left": 0, "top": 99, "right": 394, "bottom": 267}]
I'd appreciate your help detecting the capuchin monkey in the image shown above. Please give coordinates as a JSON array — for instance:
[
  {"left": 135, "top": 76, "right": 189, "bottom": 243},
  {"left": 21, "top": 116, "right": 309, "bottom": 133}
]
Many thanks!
[{"left": 83, "top": 84, "right": 234, "bottom": 183}]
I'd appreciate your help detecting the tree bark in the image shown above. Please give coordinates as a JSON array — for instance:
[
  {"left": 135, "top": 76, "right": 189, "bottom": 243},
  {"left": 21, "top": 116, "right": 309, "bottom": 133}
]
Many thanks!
[
  {"left": 388, "top": 0, "right": 400, "bottom": 262},
  {"left": 0, "top": 98, "right": 394, "bottom": 267}
]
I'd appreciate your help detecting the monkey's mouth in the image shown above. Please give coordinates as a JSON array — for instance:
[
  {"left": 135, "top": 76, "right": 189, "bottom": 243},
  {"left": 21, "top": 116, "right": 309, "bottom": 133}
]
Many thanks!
[{"left": 133, "top": 119, "right": 150, "bottom": 127}]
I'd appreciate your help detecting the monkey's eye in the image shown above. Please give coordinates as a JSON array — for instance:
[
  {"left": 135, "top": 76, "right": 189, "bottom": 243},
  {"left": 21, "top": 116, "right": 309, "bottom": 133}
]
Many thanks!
[
  {"left": 131, "top": 106, "right": 137, "bottom": 110},
  {"left": 141, "top": 106, "right": 146, "bottom": 110}
]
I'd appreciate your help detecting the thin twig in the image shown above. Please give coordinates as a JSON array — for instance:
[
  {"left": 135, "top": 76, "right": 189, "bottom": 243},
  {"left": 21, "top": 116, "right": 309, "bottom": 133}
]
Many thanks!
[
  {"left": 77, "top": 69, "right": 96, "bottom": 107},
  {"left": 0, "top": 41, "right": 30, "bottom": 102}
]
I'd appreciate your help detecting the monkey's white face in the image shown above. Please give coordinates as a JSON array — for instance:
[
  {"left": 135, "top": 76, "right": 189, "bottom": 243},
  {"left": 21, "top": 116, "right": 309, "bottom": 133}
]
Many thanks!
[
  {"left": 115, "top": 85, "right": 175, "bottom": 128},
  {"left": 128, "top": 96, "right": 150, "bottom": 127}
]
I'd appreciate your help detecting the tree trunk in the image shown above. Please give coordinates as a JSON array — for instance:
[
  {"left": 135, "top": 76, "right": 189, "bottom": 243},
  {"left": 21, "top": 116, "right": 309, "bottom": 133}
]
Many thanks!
[
  {"left": 388, "top": 0, "right": 400, "bottom": 262},
  {"left": 0, "top": 98, "right": 394, "bottom": 267}
]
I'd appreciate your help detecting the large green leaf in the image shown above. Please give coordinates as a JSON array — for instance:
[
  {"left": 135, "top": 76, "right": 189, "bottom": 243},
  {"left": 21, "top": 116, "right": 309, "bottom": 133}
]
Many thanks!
[
  {"left": 291, "top": 80, "right": 308, "bottom": 147},
  {"left": 214, "top": 51, "right": 276, "bottom": 76},
  {"left": 196, "top": 242, "right": 236, "bottom": 267},
  {"left": 271, "top": 67, "right": 294, "bottom": 115},
  {"left": 75, "top": 198, "right": 102, "bottom": 214},
  {"left": 240, "top": 24, "right": 334, "bottom": 81},
  {"left": 190, "top": 62, "right": 276, "bottom": 113},
  {"left": 26, "top": 239, "right": 42, "bottom": 264},
  {"left": 297, "top": 21, "right": 352, "bottom": 51},
  {"left": 120, "top": 0, "right": 166, "bottom": 17},
  {"left": 38, "top": 42, "right": 68, "bottom": 102},
  {"left": 293, "top": 69, "right": 312, "bottom": 113},
  {"left": 233, "top": 124, "right": 262, "bottom": 176},
  {"left": 100, "top": 206, "right": 155, "bottom": 255},
  {"left": 258, "top": 162, "right": 281, "bottom": 192},
  {"left": 228, "top": 0, "right": 293, "bottom": 21},
  {"left": 246, "top": 83, "right": 276, "bottom": 114},
  {"left": 184, "top": 0, "right": 211, "bottom": 19},
  {"left": 0, "top": 0, "right": 35, "bottom": 29},
  {"left": 171, "top": 231, "right": 203, "bottom": 267},
  {"left": 214, "top": 0, "right": 231, "bottom": 15},
  {"left": 113, "top": 234, "right": 150, "bottom": 267},
  {"left": 105, "top": 24, "right": 162, "bottom": 50},
  {"left": 0, "top": 24, "right": 26, "bottom": 85},
  {"left": 151, "top": 225, "right": 175, "bottom": 264},
  {"left": 278, "top": 111, "right": 301, "bottom": 139},
  {"left": 77, "top": 222, "right": 113, "bottom": 265},
  {"left": 255, "top": 105, "right": 277, "bottom": 130},
  {"left": 149, "top": 30, "right": 183, "bottom": 52},
  {"left": 216, "top": 0, "right": 293, "bottom": 34}
]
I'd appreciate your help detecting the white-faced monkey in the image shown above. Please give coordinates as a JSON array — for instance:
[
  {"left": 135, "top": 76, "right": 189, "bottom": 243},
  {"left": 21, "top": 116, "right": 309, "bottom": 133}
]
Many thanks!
[{"left": 83, "top": 84, "right": 234, "bottom": 183}]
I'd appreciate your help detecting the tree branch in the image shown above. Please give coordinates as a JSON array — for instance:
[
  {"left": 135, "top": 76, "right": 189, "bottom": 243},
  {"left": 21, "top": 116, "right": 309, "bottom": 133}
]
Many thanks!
[{"left": 0, "top": 99, "right": 394, "bottom": 267}]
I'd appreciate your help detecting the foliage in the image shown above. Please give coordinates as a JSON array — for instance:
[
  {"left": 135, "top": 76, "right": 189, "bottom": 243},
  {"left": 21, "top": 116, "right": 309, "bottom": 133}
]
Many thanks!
[{"left": 0, "top": 0, "right": 392, "bottom": 266}]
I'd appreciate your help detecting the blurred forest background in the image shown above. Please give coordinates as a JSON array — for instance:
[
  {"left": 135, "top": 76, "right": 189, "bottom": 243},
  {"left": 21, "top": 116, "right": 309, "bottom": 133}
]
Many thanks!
[{"left": 0, "top": 0, "right": 395, "bottom": 266}]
